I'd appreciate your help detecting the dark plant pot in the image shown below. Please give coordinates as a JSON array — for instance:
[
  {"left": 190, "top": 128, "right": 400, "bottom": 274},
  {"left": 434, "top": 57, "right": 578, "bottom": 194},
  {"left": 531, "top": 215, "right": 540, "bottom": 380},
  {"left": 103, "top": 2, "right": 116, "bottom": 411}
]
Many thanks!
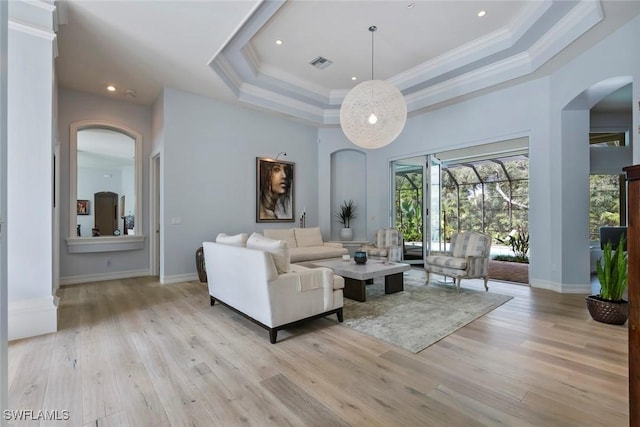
[
  {"left": 354, "top": 251, "right": 367, "bottom": 264},
  {"left": 585, "top": 295, "right": 628, "bottom": 325},
  {"left": 195, "top": 246, "right": 207, "bottom": 283}
]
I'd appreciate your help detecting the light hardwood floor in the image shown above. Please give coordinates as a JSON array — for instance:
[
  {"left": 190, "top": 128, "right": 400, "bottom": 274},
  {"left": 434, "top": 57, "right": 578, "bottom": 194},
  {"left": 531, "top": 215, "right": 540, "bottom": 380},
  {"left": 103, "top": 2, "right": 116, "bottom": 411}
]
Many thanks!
[{"left": 8, "top": 271, "right": 628, "bottom": 426}]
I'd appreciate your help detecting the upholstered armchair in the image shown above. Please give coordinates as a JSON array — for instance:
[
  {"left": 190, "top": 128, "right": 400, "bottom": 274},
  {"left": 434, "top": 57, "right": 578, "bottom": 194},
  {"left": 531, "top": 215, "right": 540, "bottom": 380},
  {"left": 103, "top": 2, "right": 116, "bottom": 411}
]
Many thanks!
[
  {"left": 359, "top": 228, "right": 403, "bottom": 262},
  {"left": 424, "top": 231, "right": 492, "bottom": 292}
]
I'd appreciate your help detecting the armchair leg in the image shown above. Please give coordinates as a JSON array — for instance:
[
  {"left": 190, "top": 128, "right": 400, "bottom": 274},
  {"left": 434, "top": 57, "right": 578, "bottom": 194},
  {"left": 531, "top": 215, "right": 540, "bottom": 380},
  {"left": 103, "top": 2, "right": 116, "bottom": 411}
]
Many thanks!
[
  {"left": 337, "top": 308, "right": 344, "bottom": 323},
  {"left": 269, "top": 329, "right": 277, "bottom": 344},
  {"left": 425, "top": 271, "right": 430, "bottom": 285},
  {"left": 483, "top": 276, "right": 489, "bottom": 291},
  {"left": 456, "top": 278, "right": 461, "bottom": 293}
]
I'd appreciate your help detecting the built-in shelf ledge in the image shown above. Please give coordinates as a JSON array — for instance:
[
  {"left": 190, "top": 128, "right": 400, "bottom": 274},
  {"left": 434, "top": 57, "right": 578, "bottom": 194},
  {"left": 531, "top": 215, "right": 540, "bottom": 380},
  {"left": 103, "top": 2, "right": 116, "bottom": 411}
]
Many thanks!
[{"left": 66, "top": 235, "right": 145, "bottom": 253}]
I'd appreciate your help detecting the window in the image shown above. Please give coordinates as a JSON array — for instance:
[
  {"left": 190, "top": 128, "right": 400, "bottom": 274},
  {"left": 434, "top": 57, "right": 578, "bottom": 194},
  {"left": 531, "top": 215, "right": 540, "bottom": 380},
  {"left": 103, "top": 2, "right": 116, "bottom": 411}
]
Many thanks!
[{"left": 589, "top": 174, "right": 626, "bottom": 241}]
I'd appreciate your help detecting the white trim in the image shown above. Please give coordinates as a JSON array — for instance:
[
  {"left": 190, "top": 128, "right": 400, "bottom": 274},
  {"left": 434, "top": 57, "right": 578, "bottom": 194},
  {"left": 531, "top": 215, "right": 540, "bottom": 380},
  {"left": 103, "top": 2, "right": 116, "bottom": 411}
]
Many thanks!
[
  {"left": 160, "top": 273, "right": 198, "bottom": 285},
  {"left": 529, "top": 278, "right": 590, "bottom": 294},
  {"left": 8, "top": 297, "right": 57, "bottom": 341},
  {"left": 59, "top": 269, "right": 151, "bottom": 286},
  {"left": 7, "top": 20, "right": 55, "bottom": 40},
  {"left": 66, "top": 235, "right": 145, "bottom": 253}
]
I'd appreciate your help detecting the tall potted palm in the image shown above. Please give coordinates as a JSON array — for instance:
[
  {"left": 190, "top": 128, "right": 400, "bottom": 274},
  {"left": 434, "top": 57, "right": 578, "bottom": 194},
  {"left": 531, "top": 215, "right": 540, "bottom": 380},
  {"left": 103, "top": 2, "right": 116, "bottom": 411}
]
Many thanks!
[
  {"left": 586, "top": 233, "right": 628, "bottom": 325},
  {"left": 337, "top": 200, "right": 357, "bottom": 241}
]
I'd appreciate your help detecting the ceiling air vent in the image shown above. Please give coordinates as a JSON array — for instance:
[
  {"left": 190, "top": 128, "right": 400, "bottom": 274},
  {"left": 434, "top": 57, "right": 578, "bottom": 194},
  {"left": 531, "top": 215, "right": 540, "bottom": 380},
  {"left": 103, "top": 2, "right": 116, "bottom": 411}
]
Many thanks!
[{"left": 309, "top": 56, "right": 333, "bottom": 70}]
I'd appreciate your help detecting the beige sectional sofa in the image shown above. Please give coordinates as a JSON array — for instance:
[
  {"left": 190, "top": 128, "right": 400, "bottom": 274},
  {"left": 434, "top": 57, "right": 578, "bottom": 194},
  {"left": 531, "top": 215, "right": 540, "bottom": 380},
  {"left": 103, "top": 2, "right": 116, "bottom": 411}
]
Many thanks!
[{"left": 264, "top": 227, "right": 348, "bottom": 263}]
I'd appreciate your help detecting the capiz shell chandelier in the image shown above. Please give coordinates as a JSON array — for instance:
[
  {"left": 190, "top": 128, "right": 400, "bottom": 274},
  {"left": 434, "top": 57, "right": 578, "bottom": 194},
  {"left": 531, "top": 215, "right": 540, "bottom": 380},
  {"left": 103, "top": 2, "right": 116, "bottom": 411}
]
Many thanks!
[{"left": 340, "top": 26, "right": 407, "bottom": 149}]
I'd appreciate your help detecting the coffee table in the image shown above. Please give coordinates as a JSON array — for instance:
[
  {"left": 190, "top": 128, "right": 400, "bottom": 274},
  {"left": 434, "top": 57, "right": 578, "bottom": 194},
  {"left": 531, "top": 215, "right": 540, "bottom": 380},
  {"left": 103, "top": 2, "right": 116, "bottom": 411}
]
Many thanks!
[{"left": 306, "top": 258, "right": 411, "bottom": 302}]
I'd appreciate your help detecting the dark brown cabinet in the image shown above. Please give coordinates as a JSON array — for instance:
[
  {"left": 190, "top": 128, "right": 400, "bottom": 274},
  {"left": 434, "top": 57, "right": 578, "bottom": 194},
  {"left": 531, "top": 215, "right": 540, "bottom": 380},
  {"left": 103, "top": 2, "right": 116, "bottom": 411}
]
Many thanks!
[{"left": 624, "top": 164, "right": 639, "bottom": 425}]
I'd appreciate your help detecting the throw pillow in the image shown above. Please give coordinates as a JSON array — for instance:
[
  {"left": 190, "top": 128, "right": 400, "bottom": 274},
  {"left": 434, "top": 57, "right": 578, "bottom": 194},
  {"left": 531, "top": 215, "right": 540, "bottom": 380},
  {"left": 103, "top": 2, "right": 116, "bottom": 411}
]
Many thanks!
[
  {"left": 246, "top": 232, "right": 290, "bottom": 274},
  {"left": 216, "top": 232, "right": 249, "bottom": 246},
  {"left": 294, "top": 227, "right": 323, "bottom": 247},
  {"left": 264, "top": 228, "right": 297, "bottom": 249}
]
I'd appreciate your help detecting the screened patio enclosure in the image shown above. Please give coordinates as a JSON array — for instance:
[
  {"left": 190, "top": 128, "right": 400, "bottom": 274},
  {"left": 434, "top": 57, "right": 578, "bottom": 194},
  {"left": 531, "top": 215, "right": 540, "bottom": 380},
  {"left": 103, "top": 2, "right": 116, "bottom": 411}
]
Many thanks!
[
  {"left": 392, "top": 150, "right": 529, "bottom": 262},
  {"left": 441, "top": 154, "right": 529, "bottom": 244}
]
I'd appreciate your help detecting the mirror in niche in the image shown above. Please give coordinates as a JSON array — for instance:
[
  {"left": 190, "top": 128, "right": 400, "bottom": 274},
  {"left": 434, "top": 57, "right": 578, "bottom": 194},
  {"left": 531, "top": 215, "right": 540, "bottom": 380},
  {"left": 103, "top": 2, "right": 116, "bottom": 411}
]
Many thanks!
[{"left": 73, "top": 126, "right": 138, "bottom": 238}]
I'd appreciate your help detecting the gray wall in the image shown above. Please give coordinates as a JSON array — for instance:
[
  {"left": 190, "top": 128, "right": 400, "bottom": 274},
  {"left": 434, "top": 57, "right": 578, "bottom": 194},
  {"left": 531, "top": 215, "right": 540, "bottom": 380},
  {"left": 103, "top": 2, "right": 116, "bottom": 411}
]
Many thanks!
[{"left": 158, "top": 88, "right": 319, "bottom": 282}]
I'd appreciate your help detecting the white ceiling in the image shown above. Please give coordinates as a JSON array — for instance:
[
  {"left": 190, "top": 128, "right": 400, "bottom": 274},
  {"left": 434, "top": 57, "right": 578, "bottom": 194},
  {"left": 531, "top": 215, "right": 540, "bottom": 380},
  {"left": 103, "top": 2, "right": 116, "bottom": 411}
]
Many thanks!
[{"left": 55, "top": 0, "right": 640, "bottom": 125}]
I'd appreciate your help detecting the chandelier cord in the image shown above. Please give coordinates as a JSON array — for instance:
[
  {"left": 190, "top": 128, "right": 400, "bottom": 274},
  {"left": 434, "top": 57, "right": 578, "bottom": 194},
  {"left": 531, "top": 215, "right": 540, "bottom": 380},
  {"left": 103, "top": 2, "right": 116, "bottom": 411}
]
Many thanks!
[
  {"left": 369, "top": 26, "right": 377, "bottom": 102},
  {"left": 371, "top": 26, "right": 375, "bottom": 80}
]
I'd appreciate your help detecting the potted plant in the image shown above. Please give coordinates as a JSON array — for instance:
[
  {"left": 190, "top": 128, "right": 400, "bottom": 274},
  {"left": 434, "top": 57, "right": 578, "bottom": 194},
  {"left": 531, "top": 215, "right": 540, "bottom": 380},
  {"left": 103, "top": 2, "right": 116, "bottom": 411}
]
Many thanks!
[
  {"left": 336, "top": 200, "right": 357, "bottom": 241},
  {"left": 586, "top": 233, "right": 628, "bottom": 325}
]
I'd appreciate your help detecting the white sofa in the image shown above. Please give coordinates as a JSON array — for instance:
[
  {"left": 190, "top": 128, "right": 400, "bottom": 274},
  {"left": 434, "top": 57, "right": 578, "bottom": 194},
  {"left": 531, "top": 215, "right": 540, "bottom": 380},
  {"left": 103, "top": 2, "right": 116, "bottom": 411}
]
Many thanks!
[
  {"left": 203, "top": 236, "right": 344, "bottom": 343},
  {"left": 264, "top": 227, "right": 348, "bottom": 263}
]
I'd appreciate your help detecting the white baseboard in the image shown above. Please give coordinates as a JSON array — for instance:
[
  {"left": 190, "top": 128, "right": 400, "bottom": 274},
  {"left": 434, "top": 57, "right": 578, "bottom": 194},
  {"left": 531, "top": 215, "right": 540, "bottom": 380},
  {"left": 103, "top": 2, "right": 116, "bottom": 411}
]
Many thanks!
[
  {"left": 160, "top": 273, "right": 199, "bottom": 285},
  {"left": 9, "top": 297, "right": 57, "bottom": 341},
  {"left": 530, "top": 279, "right": 591, "bottom": 294},
  {"left": 59, "top": 268, "right": 151, "bottom": 286}
]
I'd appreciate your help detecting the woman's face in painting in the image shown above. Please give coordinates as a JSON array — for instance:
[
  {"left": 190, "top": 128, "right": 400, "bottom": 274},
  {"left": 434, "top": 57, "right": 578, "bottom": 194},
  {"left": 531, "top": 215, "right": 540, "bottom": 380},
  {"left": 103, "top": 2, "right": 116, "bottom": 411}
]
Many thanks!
[{"left": 270, "top": 163, "right": 287, "bottom": 194}]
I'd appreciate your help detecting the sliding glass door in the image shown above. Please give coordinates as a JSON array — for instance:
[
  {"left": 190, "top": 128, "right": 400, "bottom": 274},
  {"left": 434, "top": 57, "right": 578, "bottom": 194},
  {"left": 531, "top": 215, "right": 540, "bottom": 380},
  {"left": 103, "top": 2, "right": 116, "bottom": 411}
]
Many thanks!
[
  {"left": 427, "top": 155, "right": 442, "bottom": 253},
  {"left": 392, "top": 156, "right": 426, "bottom": 264}
]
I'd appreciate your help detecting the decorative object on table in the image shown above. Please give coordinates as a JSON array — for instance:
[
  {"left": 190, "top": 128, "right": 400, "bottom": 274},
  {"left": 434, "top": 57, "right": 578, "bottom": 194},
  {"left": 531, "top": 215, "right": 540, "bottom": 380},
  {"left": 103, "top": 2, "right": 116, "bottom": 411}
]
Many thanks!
[
  {"left": 339, "top": 25, "right": 407, "bottom": 149},
  {"left": 256, "top": 157, "right": 295, "bottom": 222},
  {"left": 195, "top": 246, "right": 207, "bottom": 282},
  {"left": 354, "top": 251, "right": 367, "bottom": 264},
  {"left": 77, "top": 199, "right": 89, "bottom": 215},
  {"left": 337, "top": 199, "right": 357, "bottom": 241},
  {"left": 124, "top": 214, "right": 135, "bottom": 235},
  {"left": 586, "top": 232, "right": 628, "bottom": 325},
  {"left": 342, "top": 254, "right": 351, "bottom": 262},
  {"left": 299, "top": 209, "right": 306, "bottom": 228}
]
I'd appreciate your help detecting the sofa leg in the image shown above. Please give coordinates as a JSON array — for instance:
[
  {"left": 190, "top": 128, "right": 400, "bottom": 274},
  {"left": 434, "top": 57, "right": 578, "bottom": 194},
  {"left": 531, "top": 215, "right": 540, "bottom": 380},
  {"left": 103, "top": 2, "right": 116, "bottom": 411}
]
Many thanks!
[
  {"left": 210, "top": 296, "right": 216, "bottom": 306},
  {"left": 425, "top": 271, "right": 430, "bottom": 285},
  {"left": 483, "top": 276, "right": 489, "bottom": 291},
  {"left": 269, "top": 329, "right": 277, "bottom": 344},
  {"left": 336, "top": 308, "right": 344, "bottom": 323},
  {"left": 456, "top": 278, "right": 461, "bottom": 293}
]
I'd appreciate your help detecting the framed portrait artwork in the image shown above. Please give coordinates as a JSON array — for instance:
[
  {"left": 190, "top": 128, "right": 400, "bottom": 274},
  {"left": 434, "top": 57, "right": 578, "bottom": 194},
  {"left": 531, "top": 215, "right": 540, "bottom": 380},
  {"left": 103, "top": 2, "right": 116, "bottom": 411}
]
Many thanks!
[
  {"left": 256, "top": 157, "right": 295, "bottom": 222},
  {"left": 77, "top": 200, "right": 90, "bottom": 215}
]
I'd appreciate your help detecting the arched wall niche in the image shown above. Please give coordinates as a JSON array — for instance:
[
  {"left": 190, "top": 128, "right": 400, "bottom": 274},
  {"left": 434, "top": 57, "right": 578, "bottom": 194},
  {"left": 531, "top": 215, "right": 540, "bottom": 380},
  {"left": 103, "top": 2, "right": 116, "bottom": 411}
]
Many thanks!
[{"left": 330, "top": 149, "right": 366, "bottom": 241}]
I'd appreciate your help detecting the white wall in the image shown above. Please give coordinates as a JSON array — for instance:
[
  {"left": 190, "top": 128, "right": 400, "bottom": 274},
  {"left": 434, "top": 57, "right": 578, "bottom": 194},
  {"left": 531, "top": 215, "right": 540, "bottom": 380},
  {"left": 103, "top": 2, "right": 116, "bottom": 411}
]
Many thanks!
[
  {"left": 7, "top": 0, "right": 57, "bottom": 340},
  {"left": 319, "top": 14, "right": 640, "bottom": 293},
  {"left": 0, "top": 0, "right": 8, "bottom": 413},
  {"left": 159, "top": 88, "right": 319, "bottom": 283},
  {"left": 58, "top": 89, "right": 152, "bottom": 283}
]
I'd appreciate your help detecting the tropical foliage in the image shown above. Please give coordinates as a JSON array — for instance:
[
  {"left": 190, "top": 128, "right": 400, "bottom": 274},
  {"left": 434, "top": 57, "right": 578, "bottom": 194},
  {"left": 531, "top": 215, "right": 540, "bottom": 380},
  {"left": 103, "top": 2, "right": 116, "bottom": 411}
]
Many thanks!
[
  {"left": 596, "top": 233, "right": 628, "bottom": 301},
  {"left": 496, "top": 230, "right": 529, "bottom": 262},
  {"left": 589, "top": 174, "right": 622, "bottom": 240},
  {"left": 441, "top": 158, "right": 529, "bottom": 242}
]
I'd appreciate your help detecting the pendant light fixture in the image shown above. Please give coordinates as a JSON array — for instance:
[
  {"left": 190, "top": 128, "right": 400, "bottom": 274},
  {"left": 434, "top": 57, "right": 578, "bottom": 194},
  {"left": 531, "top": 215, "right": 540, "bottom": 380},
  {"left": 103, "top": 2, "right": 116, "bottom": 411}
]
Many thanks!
[{"left": 340, "top": 26, "right": 407, "bottom": 149}]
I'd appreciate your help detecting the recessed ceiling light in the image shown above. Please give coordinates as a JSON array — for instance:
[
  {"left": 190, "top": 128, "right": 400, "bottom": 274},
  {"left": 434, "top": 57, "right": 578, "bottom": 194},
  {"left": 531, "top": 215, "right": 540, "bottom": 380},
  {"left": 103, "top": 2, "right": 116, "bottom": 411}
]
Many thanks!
[
  {"left": 407, "top": 2, "right": 415, "bottom": 8},
  {"left": 477, "top": 10, "right": 487, "bottom": 17},
  {"left": 351, "top": 76, "right": 357, "bottom": 81},
  {"left": 275, "top": 39, "right": 283, "bottom": 45},
  {"left": 106, "top": 85, "right": 116, "bottom": 92}
]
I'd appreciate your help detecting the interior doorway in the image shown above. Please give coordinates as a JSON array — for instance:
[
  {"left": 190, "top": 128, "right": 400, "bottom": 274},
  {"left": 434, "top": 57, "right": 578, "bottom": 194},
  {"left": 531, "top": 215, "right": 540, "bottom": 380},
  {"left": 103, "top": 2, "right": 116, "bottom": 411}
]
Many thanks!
[{"left": 150, "top": 153, "right": 160, "bottom": 277}]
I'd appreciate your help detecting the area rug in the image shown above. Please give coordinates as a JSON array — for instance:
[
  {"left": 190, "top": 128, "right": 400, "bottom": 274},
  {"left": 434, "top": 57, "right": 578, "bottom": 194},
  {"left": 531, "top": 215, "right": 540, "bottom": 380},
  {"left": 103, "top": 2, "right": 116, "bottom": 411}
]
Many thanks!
[{"left": 335, "top": 270, "right": 512, "bottom": 353}]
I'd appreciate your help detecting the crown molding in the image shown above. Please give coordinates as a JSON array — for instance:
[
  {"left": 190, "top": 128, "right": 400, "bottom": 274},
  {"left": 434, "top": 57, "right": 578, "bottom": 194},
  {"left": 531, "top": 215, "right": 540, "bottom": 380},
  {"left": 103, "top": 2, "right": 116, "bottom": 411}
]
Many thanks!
[{"left": 208, "top": 0, "right": 605, "bottom": 126}]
